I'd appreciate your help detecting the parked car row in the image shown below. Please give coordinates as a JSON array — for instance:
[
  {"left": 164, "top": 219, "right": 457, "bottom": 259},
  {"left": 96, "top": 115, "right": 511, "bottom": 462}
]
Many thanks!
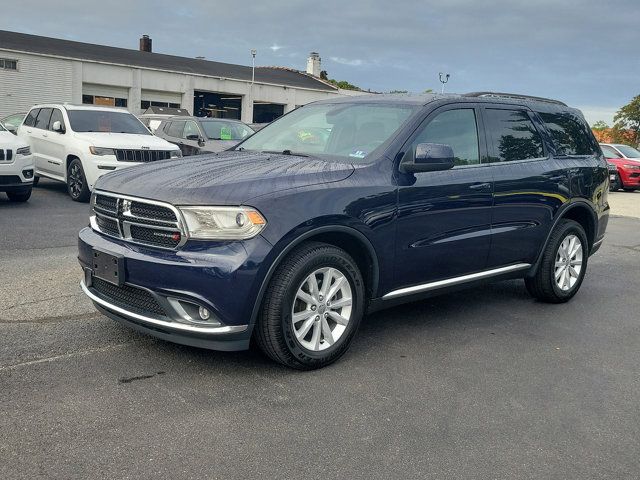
[
  {"left": 1, "top": 103, "right": 256, "bottom": 202},
  {"left": 600, "top": 143, "right": 640, "bottom": 192}
]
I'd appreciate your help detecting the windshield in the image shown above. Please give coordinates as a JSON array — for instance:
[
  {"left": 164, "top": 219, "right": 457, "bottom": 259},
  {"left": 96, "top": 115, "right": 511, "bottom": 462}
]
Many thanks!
[
  {"left": 67, "top": 110, "right": 151, "bottom": 135},
  {"left": 237, "top": 103, "right": 418, "bottom": 162},
  {"left": 201, "top": 120, "right": 254, "bottom": 141},
  {"left": 615, "top": 144, "right": 640, "bottom": 158}
]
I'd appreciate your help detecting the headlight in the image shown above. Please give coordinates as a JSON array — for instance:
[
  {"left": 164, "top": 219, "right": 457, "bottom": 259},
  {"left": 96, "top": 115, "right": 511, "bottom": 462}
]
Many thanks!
[
  {"left": 170, "top": 150, "right": 182, "bottom": 158},
  {"left": 16, "top": 146, "right": 30, "bottom": 156},
  {"left": 622, "top": 164, "right": 640, "bottom": 170},
  {"left": 178, "top": 206, "right": 266, "bottom": 240},
  {"left": 89, "top": 146, "right": 115, "bottom": 156}
]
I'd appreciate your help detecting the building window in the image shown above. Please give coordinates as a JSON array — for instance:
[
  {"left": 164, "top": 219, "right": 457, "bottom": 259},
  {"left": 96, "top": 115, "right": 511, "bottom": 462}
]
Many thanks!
[
  {"left": 83, "top": 94, "right": 127, "bottom": 108},
  {"left": 141, "top": 101, "right": 182, "bottom": 110},
  {"left": 0, "top": 58, "right": 18, "bottom": 70}
]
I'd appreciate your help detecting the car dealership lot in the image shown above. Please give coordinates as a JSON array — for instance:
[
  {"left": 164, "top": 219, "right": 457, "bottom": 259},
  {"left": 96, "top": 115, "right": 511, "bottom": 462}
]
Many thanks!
[{"left": 1, "top": 181, "right": 639, "bottom": 479}]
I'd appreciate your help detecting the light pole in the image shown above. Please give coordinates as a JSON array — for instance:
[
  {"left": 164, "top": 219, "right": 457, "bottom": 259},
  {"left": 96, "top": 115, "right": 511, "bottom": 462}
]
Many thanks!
[
  {"left": 250, "top": 49, "right": 257, "bottom": 123},
  {"left": 439, "top": 72, "right": 450, "bottom": 94}
]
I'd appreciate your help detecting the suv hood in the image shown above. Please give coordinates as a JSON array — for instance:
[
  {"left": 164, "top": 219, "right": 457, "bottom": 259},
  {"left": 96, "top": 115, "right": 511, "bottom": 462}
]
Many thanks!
[
  {"left": 73, "top": 132, "right": 178, "bottom": 150},
  {"left": 0, "top": 130, "right": 28, "bottom": 149},
  {"left": 95, "top": 150, "right": 355, "bottom": 205}
]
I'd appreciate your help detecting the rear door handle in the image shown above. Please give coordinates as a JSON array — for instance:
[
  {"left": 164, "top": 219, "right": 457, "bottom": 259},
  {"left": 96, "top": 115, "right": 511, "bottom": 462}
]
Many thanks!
[{"left": 469, "top": 182, "right": 492, "bottom": 191}]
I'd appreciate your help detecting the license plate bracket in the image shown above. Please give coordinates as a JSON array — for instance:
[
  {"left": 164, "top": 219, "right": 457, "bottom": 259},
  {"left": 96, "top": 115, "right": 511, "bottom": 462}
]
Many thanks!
[{"left": 92, "top": 249, "right": 125, "bottom": 286}]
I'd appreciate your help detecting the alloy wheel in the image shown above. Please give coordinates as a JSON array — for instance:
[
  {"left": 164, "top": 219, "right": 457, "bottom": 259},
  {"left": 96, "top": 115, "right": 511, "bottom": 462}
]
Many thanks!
[
  {"left": 554, "top": 234, "right": 583, "bottom": 291},
  {"left": 291, "top": 267, "right": 353, "bottom": 351},
  {"left": 68, "top": 164, "right": 83, "bottom": 198}
]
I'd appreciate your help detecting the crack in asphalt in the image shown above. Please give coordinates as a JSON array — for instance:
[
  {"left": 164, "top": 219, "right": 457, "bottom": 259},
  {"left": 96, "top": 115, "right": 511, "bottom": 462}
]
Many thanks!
[
  {"left": 0, "top": 342, "right": 134, "bottom": 372},
  {"left": 1, "top": 293, "right": 81, "bottom": 311},
  {"left": 0, "top": 312, "right": 102, "bottom": 324}
]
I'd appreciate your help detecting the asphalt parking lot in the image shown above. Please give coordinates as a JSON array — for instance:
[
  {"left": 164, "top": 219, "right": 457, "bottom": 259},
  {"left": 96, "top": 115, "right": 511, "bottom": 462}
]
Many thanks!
[{"left": 1, "top": 179, "right": 639, "bottom": 479}]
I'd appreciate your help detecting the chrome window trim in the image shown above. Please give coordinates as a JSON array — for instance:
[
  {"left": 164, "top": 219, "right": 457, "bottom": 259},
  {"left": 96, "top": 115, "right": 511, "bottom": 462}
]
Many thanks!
[
  {"left": 91, "top": 190, "right": 189, "bottom": 249},
  {"left": 382, "top": 263, "right": 531, "bottom": 300},
  {"left": 81, "top": 280, "right": 247, "bottom": 335}
]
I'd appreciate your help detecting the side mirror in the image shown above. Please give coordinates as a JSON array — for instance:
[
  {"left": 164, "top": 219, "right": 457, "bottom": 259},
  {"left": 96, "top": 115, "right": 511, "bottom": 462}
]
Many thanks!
[
  {"left": 198, "top": 137, "right": 206, "bottom": 147},
  {"left": 52, "top": 121, "right": 65, "bottom": 133},
  {"left": 401, "top": 143, "right": 455, "bottom": 173}
]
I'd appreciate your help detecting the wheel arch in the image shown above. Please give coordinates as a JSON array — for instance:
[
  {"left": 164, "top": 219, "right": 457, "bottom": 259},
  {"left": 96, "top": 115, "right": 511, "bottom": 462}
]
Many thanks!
[
  {"left": 248, "top": 225, "right": 380, "bottom": 331},
  {"left": 65, "top": 154, "right": 81, "bottom": 179},
  {"left": 528, "top": 200, "right": 597, "bottom": 277}
]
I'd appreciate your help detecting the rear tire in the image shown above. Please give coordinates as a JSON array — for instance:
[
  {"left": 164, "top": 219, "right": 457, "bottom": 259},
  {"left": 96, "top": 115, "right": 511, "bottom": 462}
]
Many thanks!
[
  {"left": 67, "top": 158, "right": 90, "bottom": 202},
  {"left": 255, "top": 242, "right": 365, "bottom": 370},
  {"left": 6, "top": 189, "right": 31, "bottom": 202},
  {"left": 525, "top": 219, "right": 588, "bottom": 303}
]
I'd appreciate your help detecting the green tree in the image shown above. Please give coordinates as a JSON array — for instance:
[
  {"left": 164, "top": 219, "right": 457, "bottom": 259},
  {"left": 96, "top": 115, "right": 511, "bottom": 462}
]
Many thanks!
[
  {"left": 388, "top": 90, "right": 408, "bottom": 94},
  {"left": 592, "top": 120, "right": 609, "bottom": 130},
  {"left": 614, "top": 95, "right": 640, "bottom": 145}
]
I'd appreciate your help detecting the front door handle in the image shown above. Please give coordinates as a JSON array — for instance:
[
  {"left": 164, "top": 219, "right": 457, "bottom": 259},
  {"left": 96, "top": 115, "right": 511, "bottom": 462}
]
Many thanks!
[{"left": 469, "top": 182, "right": 492, "bottom": 191}]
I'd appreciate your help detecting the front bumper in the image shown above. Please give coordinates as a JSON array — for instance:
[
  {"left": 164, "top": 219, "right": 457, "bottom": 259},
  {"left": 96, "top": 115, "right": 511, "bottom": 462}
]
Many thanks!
[
  {"left": 78, "top": 227, "right": 273, "bottom": 351},
  {"left": 619, "top": 168, "right": 640, "bottom": 187},
  {"left": 0, "top": 154, "right": 34, "bottom": 191}
]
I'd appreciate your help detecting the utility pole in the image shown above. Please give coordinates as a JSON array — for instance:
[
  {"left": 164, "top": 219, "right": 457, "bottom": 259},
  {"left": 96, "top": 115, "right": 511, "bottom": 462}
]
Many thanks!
[{"left": 439, "top": 72, "right": 450, "bottom": 94}]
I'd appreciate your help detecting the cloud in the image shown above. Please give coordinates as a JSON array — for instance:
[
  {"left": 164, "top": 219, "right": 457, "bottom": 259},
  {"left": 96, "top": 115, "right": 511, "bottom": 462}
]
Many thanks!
[
  {"left": 329, "top": 57, "right": 365, "bottom": 67},
  {"left": 269, "top": 44, "right": 283, "bottom": 52}
]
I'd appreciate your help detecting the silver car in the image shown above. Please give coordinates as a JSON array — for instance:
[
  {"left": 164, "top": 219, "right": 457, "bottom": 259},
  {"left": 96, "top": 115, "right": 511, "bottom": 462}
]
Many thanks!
[{"left": 156, "top": 116, "right": 255, "bottom": 156}]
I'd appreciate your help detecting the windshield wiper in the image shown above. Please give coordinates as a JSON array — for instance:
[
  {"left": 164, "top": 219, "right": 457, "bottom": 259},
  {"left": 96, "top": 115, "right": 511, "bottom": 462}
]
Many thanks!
[{"left": 261, "top": 150, "right": 309, "bottom": 157}]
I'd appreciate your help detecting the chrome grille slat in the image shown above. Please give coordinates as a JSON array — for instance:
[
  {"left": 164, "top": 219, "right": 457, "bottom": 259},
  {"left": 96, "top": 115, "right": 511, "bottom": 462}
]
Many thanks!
[{"left": 91, "top": 191, "right": 187, "bottom": 249}]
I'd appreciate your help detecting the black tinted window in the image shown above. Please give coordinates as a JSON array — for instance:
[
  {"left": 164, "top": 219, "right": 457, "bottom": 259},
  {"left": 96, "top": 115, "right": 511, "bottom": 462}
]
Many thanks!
[
  {"left": 485, "top": 109, "right": 544, "bottom": 162},
  {"left": 67, "top": 110, "right": 150, "bottom": 135},
  {"left": 24, "top": 109, "right": 39, "bottom": 127},
  {"left": 538, "top": 112, "right": 596, "bottom": 156},
  {"left": 34, "top": 108, "right": 53, "bottom": 130},
  {"left": 167, "top": 121, "right": 185, "bottom": 138},
  {"left": 412, "top": 109, "right": 480, "bottom": 166},
  {"left": 49, "top": 109, "right": 65, "bottom": 131}
]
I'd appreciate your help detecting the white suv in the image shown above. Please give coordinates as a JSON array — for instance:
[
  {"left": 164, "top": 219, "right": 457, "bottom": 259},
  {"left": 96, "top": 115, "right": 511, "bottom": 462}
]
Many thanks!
[
  {"left": 17, "top": 105, "right": 182, "bottom": 202},
  {"left": 0, "top": 122, "right": 34, "bottom": 202}
]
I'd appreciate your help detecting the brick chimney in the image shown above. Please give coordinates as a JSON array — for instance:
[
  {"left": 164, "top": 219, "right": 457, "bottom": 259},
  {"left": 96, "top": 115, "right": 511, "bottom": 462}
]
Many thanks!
[{"left": 139, "top": 35, "right": 152, "bottom": 53}]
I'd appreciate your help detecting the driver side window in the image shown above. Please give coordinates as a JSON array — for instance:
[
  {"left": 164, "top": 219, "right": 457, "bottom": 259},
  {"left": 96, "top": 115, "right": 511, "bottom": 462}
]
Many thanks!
[
  {"left": 183, "top": 121, "right": 200, "bottom": 139},
  {"left": 411, "top": 109, "right": 480, "bottom": 167}
]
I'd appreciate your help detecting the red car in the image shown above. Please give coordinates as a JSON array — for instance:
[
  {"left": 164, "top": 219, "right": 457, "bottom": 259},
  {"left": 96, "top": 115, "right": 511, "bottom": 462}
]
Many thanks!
[{"left": 600, "top": 143, "right": 640, "bottom": 191}]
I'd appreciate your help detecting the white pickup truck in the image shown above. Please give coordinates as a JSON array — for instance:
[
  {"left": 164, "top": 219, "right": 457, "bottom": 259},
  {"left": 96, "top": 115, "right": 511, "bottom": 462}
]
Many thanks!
[
  {"left": 18, "top": 104, "right": 182, "bottom": 202},
  {"left": 0, "top": 122, "right": 34, "bottom": 202}
]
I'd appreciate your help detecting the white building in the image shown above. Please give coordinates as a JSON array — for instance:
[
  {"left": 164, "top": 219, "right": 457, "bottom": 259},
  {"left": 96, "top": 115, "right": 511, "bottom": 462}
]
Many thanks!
[{"left": 0, "top": 30, "right": 359, "bottom": 123}]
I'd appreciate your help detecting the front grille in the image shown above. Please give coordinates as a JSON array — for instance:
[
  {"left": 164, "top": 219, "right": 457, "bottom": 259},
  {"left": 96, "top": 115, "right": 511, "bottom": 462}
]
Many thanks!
[
  {"left": 130, "top": 201, "right": 176, "bottom": 221},
  {"left": 91, "top": 277, "right": 166, "bottom": 316},
  {"left": 0, "top": 149, "right": 13, "bottom": 161},
  {"left": 92, "top": 192, "right": 185, "bottom": 250},
  {"left": 130, "top": 224, "right": 181, "bottom": 249},
  {"left": 0, "top": 175, "right": 21, "bottom": 185},
  {"left": 114, "top": 149, "right": 172, "bottom": 162}
]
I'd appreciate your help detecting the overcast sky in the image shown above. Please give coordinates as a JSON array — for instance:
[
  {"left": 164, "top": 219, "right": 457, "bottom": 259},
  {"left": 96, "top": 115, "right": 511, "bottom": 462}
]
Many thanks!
[{"left": 2, "top": 0, "right": 638, "bottom": 125}]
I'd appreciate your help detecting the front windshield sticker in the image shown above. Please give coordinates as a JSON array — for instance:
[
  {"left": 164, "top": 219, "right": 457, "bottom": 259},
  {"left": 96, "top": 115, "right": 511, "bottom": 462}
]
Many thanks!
[
  {"left": 349, "top": 150, "right": 367, "bottom": 158},
  {"left": 220, "top": 126, "right": 232, "bottom": 140}
]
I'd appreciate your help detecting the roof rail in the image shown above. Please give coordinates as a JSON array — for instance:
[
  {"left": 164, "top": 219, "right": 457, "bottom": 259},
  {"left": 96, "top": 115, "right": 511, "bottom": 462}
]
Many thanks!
[{"left": 464, "top": 92, "right": 567, "bottom": 106}]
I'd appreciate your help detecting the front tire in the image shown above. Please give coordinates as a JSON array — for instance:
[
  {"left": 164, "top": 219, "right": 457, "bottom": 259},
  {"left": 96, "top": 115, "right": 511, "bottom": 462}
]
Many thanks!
[
  {"left": 525, "top": 219, "right": 588, "bottom": 303},
  {"left": 6, "top": 189, "right": 32, "bottom": 202},
  {"left": 255, "top": 242, "right": 365, "bottom": 370},
  {"left": 67, "top": 158, "right": 90, "bottom": 202}
]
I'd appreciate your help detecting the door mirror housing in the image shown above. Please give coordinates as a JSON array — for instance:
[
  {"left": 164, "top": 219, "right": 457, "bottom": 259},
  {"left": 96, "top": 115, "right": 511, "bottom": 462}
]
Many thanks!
[
  {"left": 51, "top": 121, "right": 65, "bottom": 133},
  {"left": 401, "top": 143, "right": 455, "bottom": 173}
]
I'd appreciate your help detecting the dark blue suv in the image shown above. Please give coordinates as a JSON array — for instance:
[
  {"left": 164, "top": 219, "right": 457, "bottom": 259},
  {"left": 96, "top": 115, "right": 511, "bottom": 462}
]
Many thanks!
[{"left": 78, "top": 93, "right": 609, "bottom": 369}]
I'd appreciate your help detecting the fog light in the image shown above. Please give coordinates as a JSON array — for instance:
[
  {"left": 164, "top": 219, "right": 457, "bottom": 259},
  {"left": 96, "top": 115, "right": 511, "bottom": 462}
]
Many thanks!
[
  {"left": 198, "top": 307, "right": 210, "bottom": 320},
  {"left": 22, "top": 169, "right": 34, "bottom": 179}
]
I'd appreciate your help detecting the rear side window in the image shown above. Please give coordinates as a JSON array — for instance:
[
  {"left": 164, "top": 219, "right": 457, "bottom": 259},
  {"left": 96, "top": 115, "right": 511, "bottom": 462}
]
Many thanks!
[
  {"left": 167, "top": 121, "right": 185, "bottom": 138},
  {"left": 485, "top": 109, "right": 544, "bottom": 162},
  {"left": 34, "top": 108, "right": 53, "bottom": 130},
  {"left": 24, "top": 109, "right": 39, "bottom": 127},
  {"left": 538, "top": 112, "right": 597, "bottom": 156}
]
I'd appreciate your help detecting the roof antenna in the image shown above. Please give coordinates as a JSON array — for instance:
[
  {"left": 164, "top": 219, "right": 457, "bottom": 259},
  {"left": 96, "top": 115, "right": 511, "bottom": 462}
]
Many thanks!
[{"left": 439, "top": 72, "right": 450, "bottom": 94}]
